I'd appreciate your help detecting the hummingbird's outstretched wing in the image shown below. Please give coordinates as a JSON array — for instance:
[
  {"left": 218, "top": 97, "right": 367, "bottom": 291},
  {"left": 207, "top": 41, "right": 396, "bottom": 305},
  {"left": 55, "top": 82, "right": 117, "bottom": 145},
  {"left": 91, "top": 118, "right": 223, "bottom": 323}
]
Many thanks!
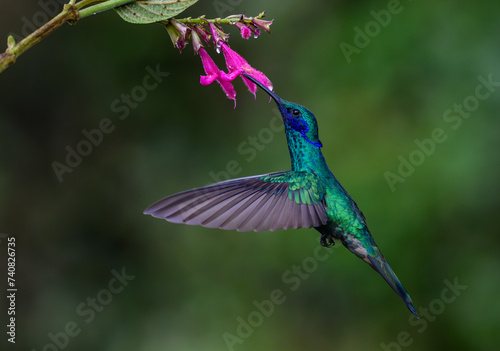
[{"left": 144, "top": 171, "right": 328, "bottom": 232}]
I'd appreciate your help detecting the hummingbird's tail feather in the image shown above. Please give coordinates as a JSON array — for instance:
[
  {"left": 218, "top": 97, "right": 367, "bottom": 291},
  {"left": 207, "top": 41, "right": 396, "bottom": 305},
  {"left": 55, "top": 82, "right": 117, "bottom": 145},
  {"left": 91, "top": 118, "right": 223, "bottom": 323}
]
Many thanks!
[{"left": 366, "top": 253, "right": 419, "bottom": 319}]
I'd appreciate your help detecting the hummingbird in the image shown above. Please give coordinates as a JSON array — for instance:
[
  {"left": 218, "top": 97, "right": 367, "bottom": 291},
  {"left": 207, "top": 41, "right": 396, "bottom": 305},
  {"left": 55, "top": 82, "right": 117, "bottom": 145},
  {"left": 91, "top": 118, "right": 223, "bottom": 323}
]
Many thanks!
[{"left": 144, "top": 73, "right": 419, "bottom": 318}]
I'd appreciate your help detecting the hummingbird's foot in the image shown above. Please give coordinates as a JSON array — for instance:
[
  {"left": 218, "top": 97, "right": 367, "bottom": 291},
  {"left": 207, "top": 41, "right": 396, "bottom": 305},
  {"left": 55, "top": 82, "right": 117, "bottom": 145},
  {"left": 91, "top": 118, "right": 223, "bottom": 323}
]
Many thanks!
[{"left": 320, "top": 234, "right": 335, "bottom": 248}]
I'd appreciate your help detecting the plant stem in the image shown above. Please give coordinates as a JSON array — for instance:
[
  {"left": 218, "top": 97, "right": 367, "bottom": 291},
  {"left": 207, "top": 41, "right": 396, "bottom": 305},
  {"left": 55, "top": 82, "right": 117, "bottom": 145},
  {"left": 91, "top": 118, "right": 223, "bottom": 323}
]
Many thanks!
[
  {"left": 174, "top": 11, "right": 266, "bottom": 25},
  {"left": 0, "top": 4, "right": 79, "bottom": 74},
  {"left": 0, "top": 0, "right": 135, "bottom": 74},
  {"left": 78, "top": 0, "right": 135, "bottom": 19}
]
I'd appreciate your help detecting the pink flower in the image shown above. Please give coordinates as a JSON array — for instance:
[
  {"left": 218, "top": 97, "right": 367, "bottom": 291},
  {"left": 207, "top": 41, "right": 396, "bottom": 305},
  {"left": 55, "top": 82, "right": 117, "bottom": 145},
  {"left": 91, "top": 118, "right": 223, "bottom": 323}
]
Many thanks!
[
  {"left": 208, "top": 23, "right": 229, "bottom": 52},
  {"left": 247, "top": 24, "right": 261, "bottom": 38},
  {"left": 193, "top": 25, "right": 211, "bottom": 46},
  {"left": 199, "top": 47, "right": 240, "bottom": 105},
  {"left": 235, "top": 22, "right": 261, "bottom": 39},
  {"left": 252, "top": 18, "right": 273, "bottom": 33},
  {"left": 235, "top": 22, "right": 252, "bottom": 39},
  {"left": 191, "top": 29, "right": 203, "bottom": 54},
  {"left": 220, "top": 42, "right": 273, "bottom": 97},
  {"left": 167, "top": 19, "right": 192, "bottom": 52},
  {"left": 170, "top": 19, "right": 191, "bottom": 38},
  {"left": 195, "top": 21, "right": 273, "bottom": 105},
  {"left": 165, "top": 23, "right": 184, "bottom": 51}
]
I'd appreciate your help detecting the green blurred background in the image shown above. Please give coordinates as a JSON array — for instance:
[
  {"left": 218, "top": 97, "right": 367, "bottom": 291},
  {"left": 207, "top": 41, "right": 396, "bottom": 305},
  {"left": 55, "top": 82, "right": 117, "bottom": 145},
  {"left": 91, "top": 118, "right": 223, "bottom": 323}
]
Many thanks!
[{"left": 1, "top": 0, "right": 499, "bottom": 350}]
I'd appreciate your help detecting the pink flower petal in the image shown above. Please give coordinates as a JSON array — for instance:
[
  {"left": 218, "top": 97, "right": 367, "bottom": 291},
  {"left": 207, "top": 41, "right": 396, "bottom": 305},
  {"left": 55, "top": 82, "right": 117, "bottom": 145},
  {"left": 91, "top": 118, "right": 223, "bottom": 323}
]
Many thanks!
[
  {"left": 235, "top": 22, "right": 251, "bottom": 39},
  {"left": 242, "top": 76, "right": 257, "bottom": 95},
  {"left": 223, "top": 69, "right": 243, "bottom": 81},
  {"left": 240, "top": 26, "right": 252, "bottom": 39},
  {"left": 220, "top": 43, "right": 273, "bottom": 96},
  {"left": 198, "top": 47, "right": 237, "bottom": 104},
  {"left": 217, "top": 79, "right": 237, "bottom": 101},
  {"left": 221, "top": 43, "right": 247, "bottom": 73},
  {"left": 200, "top": 75, "right": 217, "bottom": 85},
  {"left": 199, "top": 47, "right": 219, "bottom": 74},
  {"left": 244, "top": 71, "right": 273, "bottom": 92}
]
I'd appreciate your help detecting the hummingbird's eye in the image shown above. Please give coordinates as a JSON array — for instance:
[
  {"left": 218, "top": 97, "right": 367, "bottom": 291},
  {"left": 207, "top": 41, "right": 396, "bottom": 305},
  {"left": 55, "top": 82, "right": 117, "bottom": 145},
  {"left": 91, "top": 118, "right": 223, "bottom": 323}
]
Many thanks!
[{"left": 290, "top": 108, "right": 301, "bottom": 117}]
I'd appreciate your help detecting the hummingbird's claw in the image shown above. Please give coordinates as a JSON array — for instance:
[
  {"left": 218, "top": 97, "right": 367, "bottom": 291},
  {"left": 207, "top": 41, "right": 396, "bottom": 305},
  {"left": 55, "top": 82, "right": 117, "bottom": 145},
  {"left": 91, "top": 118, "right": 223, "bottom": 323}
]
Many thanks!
[{"left": 320, "top": 234, "right": 335, "bottom": 248}]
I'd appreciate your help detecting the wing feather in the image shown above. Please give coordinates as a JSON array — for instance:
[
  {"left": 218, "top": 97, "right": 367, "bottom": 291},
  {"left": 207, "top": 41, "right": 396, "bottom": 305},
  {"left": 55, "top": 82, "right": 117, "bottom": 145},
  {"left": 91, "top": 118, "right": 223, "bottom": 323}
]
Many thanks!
[{"left": 144, "top": 172, "right": 328, "bottom": 232}]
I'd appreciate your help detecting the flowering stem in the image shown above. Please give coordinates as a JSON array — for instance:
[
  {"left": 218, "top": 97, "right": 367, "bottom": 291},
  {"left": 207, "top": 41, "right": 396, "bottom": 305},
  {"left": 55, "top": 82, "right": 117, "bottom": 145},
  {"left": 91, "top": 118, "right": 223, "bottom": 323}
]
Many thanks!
[
  {"left": 0, "top": 0, "right": 267, "bottom": 75},
  {"left": 173, "top": 11, "right": 266, "bottom": 26}
]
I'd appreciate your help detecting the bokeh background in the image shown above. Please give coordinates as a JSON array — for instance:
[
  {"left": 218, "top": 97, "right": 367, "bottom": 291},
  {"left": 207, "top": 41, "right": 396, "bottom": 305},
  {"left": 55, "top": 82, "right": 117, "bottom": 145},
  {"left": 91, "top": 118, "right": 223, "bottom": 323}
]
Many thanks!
[{"left": 1, "top": 1, "right": 499, "bottom": 350}]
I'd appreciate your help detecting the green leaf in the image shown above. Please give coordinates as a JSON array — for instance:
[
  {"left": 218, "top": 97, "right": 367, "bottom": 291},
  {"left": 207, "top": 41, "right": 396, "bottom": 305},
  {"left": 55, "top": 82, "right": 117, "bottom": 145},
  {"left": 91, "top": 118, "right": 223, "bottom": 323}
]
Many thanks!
[{"left": 115, "top": 0, "right": 198, "bottom": 24}]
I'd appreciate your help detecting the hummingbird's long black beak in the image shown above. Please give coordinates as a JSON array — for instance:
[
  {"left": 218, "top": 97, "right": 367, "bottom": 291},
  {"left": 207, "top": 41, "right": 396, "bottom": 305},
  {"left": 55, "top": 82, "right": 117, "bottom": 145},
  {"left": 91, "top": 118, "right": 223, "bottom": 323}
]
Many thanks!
[{"left": 242, "top": 73, "right": 285, "bottom": 108}]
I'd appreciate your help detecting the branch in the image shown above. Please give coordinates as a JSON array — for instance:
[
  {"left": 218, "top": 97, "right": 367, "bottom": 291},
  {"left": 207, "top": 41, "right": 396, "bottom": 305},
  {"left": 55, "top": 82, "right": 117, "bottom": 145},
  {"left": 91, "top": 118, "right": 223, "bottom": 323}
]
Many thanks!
[{"left": 0, "top": 0, "right": 136, "bottom": 74}]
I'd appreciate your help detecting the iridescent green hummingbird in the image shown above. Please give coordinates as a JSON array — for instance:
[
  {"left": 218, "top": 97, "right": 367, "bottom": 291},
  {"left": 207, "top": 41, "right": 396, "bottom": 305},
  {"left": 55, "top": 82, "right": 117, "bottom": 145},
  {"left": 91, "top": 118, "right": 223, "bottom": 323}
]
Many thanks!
[{"left": 145, "top": 73, "right": 419, "bottom": 318}]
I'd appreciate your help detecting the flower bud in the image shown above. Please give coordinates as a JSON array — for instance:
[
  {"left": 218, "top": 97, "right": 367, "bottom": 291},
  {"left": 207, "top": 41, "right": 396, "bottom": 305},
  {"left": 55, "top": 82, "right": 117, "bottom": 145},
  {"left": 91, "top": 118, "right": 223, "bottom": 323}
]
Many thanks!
[
  {"left": 235, "top": 22, "right": 252, "bottom": 39},
  {"left": 251, "top": 18, "right": 273, "bottom": 33},
  {"left": 209, "top": 23, "right": 230, "bottom": 52}
]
